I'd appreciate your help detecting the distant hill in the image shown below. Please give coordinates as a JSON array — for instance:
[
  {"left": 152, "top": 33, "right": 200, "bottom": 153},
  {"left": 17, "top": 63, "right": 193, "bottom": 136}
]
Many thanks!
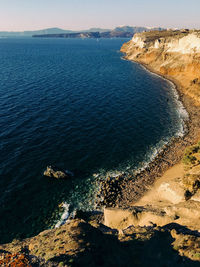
[
  {"left": 84, "top": 28, "right": 111, "bottom": 33},
  {"left": 0, "top": 26, "right": 165, "bottom": 37},
  {"left": 0, "top": 28, "right": 74, "bottom": 37},
  {"left": 33, "top": 31, "right": 135, "bottom": 39},
  {"left": 114, "top": 26, "right": 164, "bottom": 33}
]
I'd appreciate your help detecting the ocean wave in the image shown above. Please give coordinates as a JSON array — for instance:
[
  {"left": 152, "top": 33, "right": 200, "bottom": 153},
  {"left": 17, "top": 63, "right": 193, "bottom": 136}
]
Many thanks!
[
  {"left": 133, "top": 139, "right": 170, "bottom": 175},
  {"left": 120, "top": 57, "right": 189, "bottom": 139},
  {"left": 55, "top": 202, "right": 70, "bottom": 228},
  {"left": 136, "top": 62, "right": 189, "bottom": 138},
  {"left": 92, "top": 137, "right": 170, "bottom": 180}
]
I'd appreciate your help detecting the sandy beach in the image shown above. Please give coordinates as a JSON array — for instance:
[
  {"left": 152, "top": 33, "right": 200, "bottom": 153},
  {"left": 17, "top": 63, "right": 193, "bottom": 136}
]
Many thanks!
[
  {"left": 111, "top": 60, "right": 200, "bottom": 208},
  {"left": 96, "top": 57, "right": 200, "bottom": 209}
]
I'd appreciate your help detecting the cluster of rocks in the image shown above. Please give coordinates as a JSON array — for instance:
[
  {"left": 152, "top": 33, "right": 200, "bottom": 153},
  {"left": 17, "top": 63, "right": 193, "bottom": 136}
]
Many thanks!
[
  {"left": 94, "top": 139, "right": 181, "bottom": 209},
  {"left": 95, "top": 173, "right": 128, "bottom": 208}
]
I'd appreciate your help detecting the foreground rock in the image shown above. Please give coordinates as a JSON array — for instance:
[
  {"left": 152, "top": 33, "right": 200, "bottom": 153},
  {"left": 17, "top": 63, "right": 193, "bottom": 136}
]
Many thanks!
[
  {"left": 0, "top": 217, "right": 200, "bottom": 266},
  {"left": 0, "top": 252, "right": 34, "bottom": 266},
  {"left": 43, "top": 166, "right": 72, "bottom": 179}
]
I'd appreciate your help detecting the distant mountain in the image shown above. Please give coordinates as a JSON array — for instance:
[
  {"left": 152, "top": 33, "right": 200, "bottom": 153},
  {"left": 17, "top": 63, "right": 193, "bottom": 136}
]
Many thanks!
[
  {"left": 33, "top": 32, "right": 102, "bottom": 39},
  {"left": 114, "top": 26, "right": 165, "bottom": 33},
  {"left": 0, "top": 28, "right": 74, "bottom": 37},
  {"left": 84, "top": 28, "right": 111, "bottom": 33},
  {"left": 33, "top": 31, "right": 134, "bottom": 39},
  {"left": 0, "top": 26, "right": 165, "bottom": 37}
]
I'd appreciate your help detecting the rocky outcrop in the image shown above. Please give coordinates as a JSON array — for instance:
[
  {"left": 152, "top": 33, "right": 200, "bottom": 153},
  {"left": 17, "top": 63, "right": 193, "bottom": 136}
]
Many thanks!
[
  {"left": 1, "top": 217, "right": 200, "bottom": 266},
  {"left": 43, "top": 166, "right": 72, "bottom": 179},
  {"left": 121, "top": 30, "right": 200, "bottom": 105}
]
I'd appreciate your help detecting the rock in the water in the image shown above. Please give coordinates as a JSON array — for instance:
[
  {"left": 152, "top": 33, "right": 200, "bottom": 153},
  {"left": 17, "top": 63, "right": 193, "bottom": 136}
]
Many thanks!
[{"left": 44, "top": 165, "right": 71, "bottom": 179}]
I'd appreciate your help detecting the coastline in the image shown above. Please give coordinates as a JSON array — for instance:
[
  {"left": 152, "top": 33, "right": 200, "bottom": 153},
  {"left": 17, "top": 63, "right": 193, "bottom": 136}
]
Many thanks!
[
  {"left": 1, "top": 31, "right": 200, "bottom": 265},
  {"left": 108, "top": 57, "right": 200, "bottom": 208}
]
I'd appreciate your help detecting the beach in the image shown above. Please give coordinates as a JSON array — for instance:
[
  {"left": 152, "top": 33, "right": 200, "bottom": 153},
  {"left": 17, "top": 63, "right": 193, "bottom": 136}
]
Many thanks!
[{"left": 98, "top": 53, "right": 200, "bottom": 209}]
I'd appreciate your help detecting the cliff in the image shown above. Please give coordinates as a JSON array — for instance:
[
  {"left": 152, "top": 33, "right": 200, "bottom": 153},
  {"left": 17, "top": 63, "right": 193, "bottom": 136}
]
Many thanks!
[{"left": 121, "top": 30, "right": 200, "bottom": 105}]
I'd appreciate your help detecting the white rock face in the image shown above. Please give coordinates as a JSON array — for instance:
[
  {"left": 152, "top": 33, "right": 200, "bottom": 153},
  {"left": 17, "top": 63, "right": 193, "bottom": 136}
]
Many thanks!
[
  {"left": 154, "top": 39, "right": 161, "bottom": 49},
  {"left": 132, "top": 33, "right": 200, "bottom": 54},
  {"left": 132, "top": 35, "right": 145, "bottom": 48},
  {"left": 166, "top": 33, "right": 200, "bottom": 54}
]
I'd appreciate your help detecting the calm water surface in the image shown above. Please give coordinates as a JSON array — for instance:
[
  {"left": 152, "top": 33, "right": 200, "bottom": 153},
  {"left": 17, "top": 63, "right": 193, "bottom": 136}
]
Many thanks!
[{"left": 0, "top": 38, "right": 185, "bottom": 242}]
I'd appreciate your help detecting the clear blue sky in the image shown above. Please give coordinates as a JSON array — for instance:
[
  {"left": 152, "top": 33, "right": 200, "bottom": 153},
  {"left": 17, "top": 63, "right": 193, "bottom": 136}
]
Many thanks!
[{"left": 0, "top": 0, "right": 200, "bottom": 31}]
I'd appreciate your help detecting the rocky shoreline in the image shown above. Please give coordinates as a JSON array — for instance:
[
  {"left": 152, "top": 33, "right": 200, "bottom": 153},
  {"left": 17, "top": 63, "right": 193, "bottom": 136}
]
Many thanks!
[
  {"left": 1, "top": 30, "right": 200, "bottom": 266},
  {"left": 96, "top": 48, "right": 200, "bottom": 209}
]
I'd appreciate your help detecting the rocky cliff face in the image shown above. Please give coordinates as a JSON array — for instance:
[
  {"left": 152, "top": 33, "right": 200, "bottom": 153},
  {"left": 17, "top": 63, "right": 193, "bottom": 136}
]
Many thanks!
[{"left": 121, "top": 30, "right": 200, "bottom": 105}]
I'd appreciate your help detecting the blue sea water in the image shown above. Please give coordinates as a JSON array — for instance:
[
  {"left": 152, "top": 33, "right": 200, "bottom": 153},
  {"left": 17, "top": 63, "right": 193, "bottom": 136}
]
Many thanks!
[{"left": 0, "top": 37, "right": 187, "bottom": 242}]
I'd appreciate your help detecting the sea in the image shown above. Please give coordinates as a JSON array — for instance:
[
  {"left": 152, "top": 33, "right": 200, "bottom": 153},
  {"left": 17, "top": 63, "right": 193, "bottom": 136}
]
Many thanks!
[{"left": 0, "top": 37, "right": 188, "bottom": 243}]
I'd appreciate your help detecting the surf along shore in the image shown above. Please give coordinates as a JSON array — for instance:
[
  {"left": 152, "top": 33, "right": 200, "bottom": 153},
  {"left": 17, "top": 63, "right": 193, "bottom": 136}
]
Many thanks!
[{"left": 96, "top": 30, "right": 200, "bottom": 209}]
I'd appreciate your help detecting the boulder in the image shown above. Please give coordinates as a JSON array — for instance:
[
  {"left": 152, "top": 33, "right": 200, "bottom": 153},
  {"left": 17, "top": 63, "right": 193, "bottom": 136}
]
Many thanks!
[{"left": 44, "top": 165, "right": 72, "bottom": 179}]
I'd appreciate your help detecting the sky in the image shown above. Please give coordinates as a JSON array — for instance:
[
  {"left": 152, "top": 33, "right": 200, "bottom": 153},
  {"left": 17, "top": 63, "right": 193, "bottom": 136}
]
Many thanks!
[{"left": 0, "top": 0, "right": 200, "bottom": 31}]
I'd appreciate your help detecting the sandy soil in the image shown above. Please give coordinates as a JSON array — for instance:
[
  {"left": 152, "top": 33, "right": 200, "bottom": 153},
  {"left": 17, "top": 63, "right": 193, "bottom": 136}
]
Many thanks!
[{"left": 135, "top": 163, "right": 185, "bottom": 206}]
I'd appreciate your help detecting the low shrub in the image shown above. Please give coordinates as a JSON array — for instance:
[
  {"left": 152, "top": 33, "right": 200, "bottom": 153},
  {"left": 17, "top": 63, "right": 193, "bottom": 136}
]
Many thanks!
[{"left": 182, "top": 142, "right": 200, "bottom": 166}]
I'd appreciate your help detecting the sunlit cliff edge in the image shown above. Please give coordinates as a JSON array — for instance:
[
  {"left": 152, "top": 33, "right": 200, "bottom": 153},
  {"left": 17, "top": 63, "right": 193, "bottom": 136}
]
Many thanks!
[{"left": 121, "top": 30, "right": 200, "bottom": 105}]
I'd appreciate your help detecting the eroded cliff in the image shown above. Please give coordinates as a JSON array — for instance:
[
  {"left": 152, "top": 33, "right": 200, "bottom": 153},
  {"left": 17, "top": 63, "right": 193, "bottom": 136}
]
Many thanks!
[{"left": 121, "top": 30, "right": 200, "bottom": 105}]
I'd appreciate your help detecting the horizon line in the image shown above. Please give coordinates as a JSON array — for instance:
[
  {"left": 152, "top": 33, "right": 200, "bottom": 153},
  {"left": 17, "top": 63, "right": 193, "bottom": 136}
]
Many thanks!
[{"left": 0, "top": 25, "right": 191, "bottom": 32}]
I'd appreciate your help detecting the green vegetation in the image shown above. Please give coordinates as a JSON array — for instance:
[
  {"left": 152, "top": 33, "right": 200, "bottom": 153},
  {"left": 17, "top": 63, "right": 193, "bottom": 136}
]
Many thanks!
[
  {"left": 182, "top": 141, "right": 200, "bottom": 200},
  {"left": 182, "top": 142, "right": 200, "bottom": 166},
  {"left": 194, "top": 253, "right": 200, "bottom": 259}
]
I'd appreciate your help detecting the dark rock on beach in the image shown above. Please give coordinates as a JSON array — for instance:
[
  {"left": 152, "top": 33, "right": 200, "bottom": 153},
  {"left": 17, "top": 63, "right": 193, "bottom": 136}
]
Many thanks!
[{"left": 95, "top": 174, "right": 126, "bottom": 208}]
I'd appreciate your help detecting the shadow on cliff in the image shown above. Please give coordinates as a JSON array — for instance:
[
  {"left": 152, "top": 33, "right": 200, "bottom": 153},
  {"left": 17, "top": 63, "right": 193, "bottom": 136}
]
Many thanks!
[{"left": 48, "top": 221, "right": 200, "bottom": 267}]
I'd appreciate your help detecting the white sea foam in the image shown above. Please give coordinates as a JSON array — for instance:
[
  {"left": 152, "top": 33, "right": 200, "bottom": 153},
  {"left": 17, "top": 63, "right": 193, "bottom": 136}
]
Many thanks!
[
  {"left": 134, "top": 139, "right": 169, "bottom": 175},
  {"left": 138, "top": 63, "right": 189, "bottom": 137},
  {"left": 55, "top": 202, "right": 70, "bottom": 228},
  {"left": 132, "top": 67, "right": 189, "bottom": 174},
  {"left": 118, "top": 59, "right": 189, "bottom": 176},
  {"left": 121, "top": 58, "right": 189, "bottom": 137}
]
